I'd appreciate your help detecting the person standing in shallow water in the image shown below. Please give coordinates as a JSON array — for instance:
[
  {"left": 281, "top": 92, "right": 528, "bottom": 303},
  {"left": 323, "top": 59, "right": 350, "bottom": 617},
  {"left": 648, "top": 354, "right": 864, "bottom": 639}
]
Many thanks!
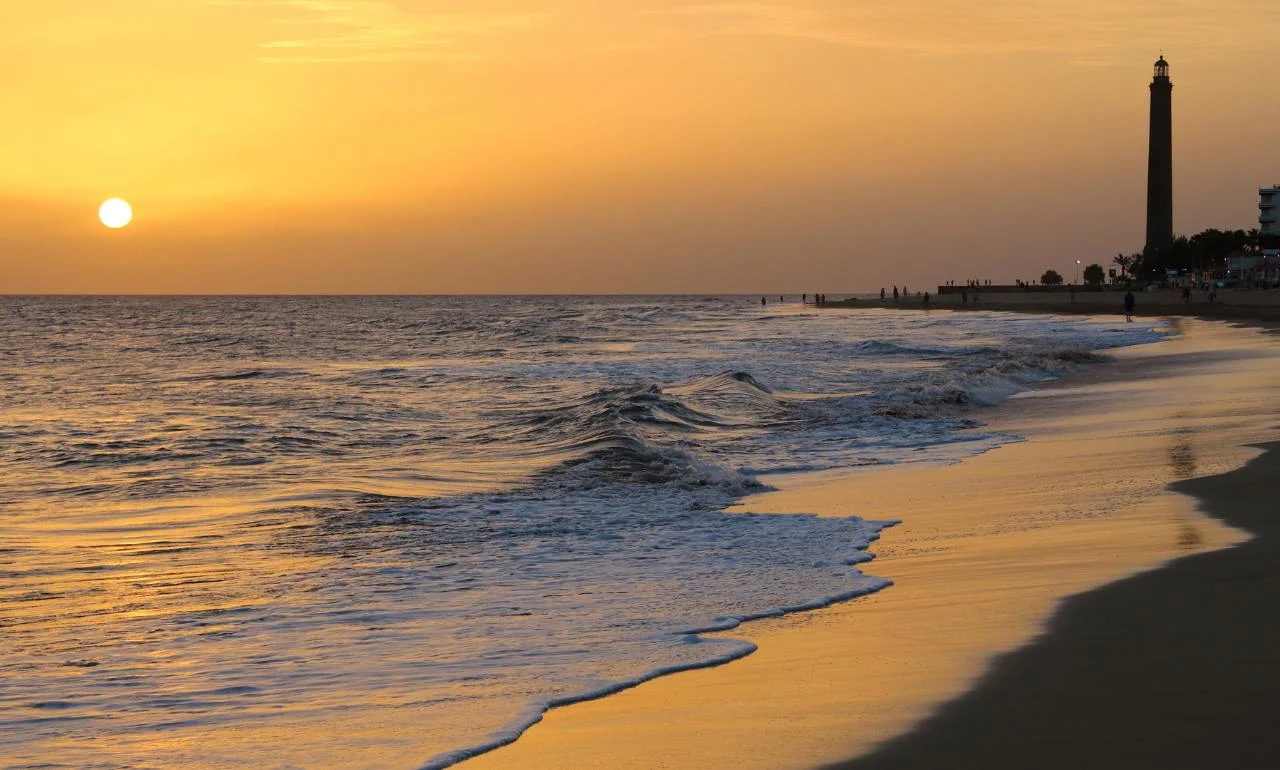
[
  {"left": 880, "top": 288, "right": 886, "bottom": 301},
  {"left": 1124, "top": 290, "right": 1136, "bottom": 322}
]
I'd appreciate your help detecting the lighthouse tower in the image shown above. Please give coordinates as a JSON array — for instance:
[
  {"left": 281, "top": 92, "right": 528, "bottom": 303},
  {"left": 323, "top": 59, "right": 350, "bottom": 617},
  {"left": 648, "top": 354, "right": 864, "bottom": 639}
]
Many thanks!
[{"left": 1145, "top": 56, "right": 1174, "bottom": 255}]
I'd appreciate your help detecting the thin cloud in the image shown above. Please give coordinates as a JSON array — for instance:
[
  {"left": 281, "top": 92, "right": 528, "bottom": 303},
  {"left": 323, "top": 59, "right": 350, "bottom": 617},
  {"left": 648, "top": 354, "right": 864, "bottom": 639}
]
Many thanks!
[
  {"left": 638, "top": 1, "right": 1280, "bottom": 58},
  {"left": 211, "top": 0, "right": 548, "bottom": 63}
]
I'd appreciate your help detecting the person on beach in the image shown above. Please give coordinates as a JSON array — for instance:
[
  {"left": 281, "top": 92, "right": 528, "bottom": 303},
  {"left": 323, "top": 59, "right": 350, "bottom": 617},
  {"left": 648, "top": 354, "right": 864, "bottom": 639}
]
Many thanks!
[
  {"left": 893, "top": 286, "right": 899, "bottom": 303},
  {"left": 1124, "top": 290, "right": 1136, "bottom": 322},
  {"left": 962, "top": 289, "right": 968, "bottom": 304},
  {"left": 761, "top": 296, "right": 767, "bottom": 306},
  {"left": 922, "top": 292, "right": 930, "bottom": 307},
  {"left": 880, "top": 288, "right": 886, "bottom": 301}
]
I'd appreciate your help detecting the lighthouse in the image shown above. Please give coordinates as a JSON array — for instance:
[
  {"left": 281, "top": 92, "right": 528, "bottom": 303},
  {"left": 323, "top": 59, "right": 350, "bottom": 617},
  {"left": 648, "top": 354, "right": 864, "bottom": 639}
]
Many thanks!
[{"left": 1145, "top": 56, "right": 1174, "bottom": 255}]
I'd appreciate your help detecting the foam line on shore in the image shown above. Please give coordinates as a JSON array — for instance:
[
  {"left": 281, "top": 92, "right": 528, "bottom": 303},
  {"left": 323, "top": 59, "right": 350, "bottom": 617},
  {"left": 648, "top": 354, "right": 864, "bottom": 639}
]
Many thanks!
[{"left": 420, "top": 530, "right": 894, "bottom": 770}]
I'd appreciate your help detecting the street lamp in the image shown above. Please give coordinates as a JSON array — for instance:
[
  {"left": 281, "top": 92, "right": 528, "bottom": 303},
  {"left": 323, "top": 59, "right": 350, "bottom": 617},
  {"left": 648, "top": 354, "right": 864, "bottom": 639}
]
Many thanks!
[{"left": 1075, "top": 259, "right": 1081, "bottom": 284}]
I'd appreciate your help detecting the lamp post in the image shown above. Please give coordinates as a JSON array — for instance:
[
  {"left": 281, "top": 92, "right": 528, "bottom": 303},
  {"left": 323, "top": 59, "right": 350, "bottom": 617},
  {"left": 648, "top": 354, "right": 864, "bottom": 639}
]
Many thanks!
[{"left": 1076, "top": 259, "right": 1081, "bottom": 284}]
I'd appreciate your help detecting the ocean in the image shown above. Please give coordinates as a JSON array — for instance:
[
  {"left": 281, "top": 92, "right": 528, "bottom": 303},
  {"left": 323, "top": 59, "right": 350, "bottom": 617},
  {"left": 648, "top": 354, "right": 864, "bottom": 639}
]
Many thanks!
[{"left": 0, "top": 296, "right": 1165, "bottom": 769}]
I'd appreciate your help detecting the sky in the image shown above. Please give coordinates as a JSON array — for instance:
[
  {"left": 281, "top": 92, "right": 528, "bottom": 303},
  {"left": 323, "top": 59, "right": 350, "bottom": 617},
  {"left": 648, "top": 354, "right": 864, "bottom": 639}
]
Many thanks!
[{"left": 2, "top": 0, "right": 1278, "bottom": 294}]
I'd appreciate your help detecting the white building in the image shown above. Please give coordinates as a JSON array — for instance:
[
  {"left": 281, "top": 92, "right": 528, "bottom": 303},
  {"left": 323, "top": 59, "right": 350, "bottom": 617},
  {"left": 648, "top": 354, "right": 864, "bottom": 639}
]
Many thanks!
[{"left": 1262, "top": 185, "right": 1279, "bottom": 255}]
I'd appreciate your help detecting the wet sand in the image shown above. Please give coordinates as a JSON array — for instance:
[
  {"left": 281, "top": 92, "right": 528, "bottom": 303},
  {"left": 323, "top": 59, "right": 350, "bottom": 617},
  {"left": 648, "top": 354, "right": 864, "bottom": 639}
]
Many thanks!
[
  {"left": 831, "top": 441, "right": 1280, "bottom": 770},
  {"left": 461, "top": 319, "right": 1280, "bottom": 770}
]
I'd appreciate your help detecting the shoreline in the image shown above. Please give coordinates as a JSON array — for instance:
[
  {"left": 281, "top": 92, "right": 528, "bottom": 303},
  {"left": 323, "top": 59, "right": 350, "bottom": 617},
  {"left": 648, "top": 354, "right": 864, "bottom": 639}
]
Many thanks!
[
  {"left": 820, "top": 292, "right": 1280, "bottom": 322},
  {"left": 460, "top": 319, "right": 1279, "bottom": 770},
  {"left": 831, "top": 441, "right": 1280, "bottom": 770}
]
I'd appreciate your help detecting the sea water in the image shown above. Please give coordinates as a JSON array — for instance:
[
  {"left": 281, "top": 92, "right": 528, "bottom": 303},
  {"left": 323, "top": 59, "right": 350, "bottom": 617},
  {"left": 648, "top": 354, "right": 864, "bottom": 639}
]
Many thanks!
[{"left": 0, "top": 297, "right": 1165, "bottom": 768}]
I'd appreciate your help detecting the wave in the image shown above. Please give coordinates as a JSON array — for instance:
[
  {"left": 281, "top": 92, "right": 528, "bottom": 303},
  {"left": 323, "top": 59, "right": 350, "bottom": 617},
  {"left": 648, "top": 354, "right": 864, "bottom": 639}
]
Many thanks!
[
  {"left": 846, "top": 339, "right": 951, "bottom": 357},
  {"left": 875, "top": 347, "right": 1112, "bottom": 416},
  {"left": 494, "top": 371, "right": 794, "bottom": 453},
  {"left": 187, "top": 369, "right": 297, "bottom": 382}
]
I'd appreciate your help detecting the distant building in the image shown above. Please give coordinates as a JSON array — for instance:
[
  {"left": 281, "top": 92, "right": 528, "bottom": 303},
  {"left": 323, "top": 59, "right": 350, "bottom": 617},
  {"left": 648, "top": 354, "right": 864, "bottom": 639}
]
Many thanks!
[
  {"left": 1229, "top": 251, "right": 1280, "bottom": 287},
  {"left": 1228, "top": 253, "right": 1263, "bottom": 275},
  {"left": 1261, "top": 185, "right": 1279, "bottom": 255}
]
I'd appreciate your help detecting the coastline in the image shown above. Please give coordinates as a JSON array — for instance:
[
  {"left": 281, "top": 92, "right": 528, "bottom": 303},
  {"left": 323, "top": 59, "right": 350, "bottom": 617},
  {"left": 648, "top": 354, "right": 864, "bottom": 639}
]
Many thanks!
[
  {"left": 821, "top": 290, "right": 1280, "bottom": 323},
  {"left": 830, "top": 441, "right": 1280, "bottom": 770},
  {"left": 460, "top": 318, "right": 1279, "bottom": 770}
]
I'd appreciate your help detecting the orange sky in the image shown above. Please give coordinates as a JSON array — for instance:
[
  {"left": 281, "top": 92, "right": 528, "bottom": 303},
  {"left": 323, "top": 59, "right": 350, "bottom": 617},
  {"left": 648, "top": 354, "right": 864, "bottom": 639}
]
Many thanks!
[{"left": 2, "top": 0, "right": 1277, "bottom": 293}]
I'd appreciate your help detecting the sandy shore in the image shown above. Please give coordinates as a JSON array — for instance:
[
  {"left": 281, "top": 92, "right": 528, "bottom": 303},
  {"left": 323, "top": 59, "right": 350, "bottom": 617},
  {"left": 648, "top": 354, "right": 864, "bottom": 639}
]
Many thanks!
[
  {"left": 460, "top": 319, "right": 1280, "bottom": 770},
  {"left": 831, "top": 441, "right": 1280, "bottom": 770}
]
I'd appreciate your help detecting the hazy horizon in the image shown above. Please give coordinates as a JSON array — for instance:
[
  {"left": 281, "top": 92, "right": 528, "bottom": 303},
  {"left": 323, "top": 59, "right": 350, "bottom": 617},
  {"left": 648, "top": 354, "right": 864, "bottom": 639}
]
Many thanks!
[{"left": 3, "top": 1, "right": 1278, "bottom": 294}]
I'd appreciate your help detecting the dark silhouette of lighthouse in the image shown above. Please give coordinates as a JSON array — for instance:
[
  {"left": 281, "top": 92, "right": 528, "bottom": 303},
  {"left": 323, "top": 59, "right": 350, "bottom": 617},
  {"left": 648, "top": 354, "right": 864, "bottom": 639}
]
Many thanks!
[{"left": 1145, "top": 56, "right": 1173, "bottom": 255}]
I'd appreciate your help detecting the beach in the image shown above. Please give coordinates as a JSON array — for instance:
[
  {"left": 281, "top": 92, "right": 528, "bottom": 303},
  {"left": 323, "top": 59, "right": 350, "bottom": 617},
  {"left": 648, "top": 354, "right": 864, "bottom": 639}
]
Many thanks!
[
  {"left": 6, "top": 301, "right": 1274, "bottom": 769},
  {"left": 834, "top": 441, "right": 1280, "bottom": 770},
  {"left": 461, "top": 317, "right": 1279, "bottom": 769},
  {"left": 10, "top": 298, "right": 1162, "bottom": 769}
]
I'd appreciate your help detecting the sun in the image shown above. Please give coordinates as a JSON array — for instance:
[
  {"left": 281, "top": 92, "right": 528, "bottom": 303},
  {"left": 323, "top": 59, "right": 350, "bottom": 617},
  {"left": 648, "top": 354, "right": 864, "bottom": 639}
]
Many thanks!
[{"left": 99, "top": 198, "right": 133, "bottom": 229}]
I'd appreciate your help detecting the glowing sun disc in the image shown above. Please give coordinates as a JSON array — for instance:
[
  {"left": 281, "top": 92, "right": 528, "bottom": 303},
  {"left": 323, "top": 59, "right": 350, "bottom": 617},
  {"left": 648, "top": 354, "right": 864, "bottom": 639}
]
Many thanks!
[{"left": 99, "top": 198, "right": 133, "bottom": 229}]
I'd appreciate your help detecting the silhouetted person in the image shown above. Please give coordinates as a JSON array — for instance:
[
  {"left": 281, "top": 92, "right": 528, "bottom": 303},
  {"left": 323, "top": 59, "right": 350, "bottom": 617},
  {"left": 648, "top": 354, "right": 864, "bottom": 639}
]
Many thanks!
[
  {"left": 923, "top": 292, "right": 930, "bottom": 307},
  {"left": 780, "top": 295, "right": 784, "bottom": 303},
  {"left": 893, "top": 286, "right": 899, "bottom": 302},
  {"left": 1124, "top": 290, "right": 1136, "bottom": 322},
  {"left": 880, "top": 288, "right": 886, "bottom": 301},
  {"left": 962, "top": 289, "right": 968, "bottom": 304},
  {"left": 802, "top": 293, "right": 807, "bottom": 303},
  {"left": 762, "top": 296, "right": 767, "bottom": 306}
]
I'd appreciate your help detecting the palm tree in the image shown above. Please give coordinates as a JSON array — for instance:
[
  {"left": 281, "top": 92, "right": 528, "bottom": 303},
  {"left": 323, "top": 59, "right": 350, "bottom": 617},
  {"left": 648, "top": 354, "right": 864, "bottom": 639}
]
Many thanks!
[
  {"left": 1113, "top": 253, "right": 1131, "bottom": 280},
  {"left": 1247, "top": 228, "right": 1261, "bottom": 251}
]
